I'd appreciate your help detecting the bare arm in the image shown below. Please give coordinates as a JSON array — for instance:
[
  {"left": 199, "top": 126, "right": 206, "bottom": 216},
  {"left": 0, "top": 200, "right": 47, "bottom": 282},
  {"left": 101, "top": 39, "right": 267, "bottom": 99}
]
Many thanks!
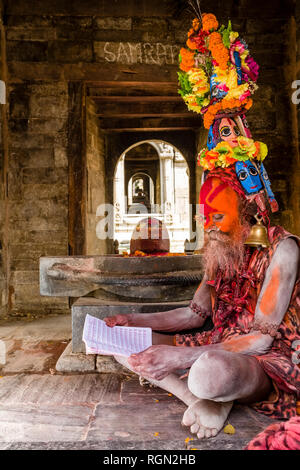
[
  {"left": 221, "top": 237, "right": 299, "bottom": 355},
  {"left": 119, "top": 273, "right": 212, "bottom": 332}
]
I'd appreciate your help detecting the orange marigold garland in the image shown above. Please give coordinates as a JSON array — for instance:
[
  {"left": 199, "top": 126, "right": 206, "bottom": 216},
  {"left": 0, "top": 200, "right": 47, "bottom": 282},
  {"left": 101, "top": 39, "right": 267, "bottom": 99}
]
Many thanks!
[
  {"left": 208, "top": 32, "right": 229, "bottom": 70},
  {"left": 178, "top": 13, "right": 259, "bottom": 129},
  {"left": 203, "top": 97, "right": 253, "bottom": 129}
]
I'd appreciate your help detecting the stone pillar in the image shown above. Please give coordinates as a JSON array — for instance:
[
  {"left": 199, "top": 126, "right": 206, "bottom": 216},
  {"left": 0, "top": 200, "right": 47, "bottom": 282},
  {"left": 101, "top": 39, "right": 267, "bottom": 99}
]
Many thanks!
[
  {"left": 284, "top": 12, "right": 300, "bottom": 236},
  {"left": 160, "top": 154, "right": 174, "bottom": 224},
  {"left": 114, "top": 155, "right": 125, "bottom": 224},
  {"left": 0, "top": 0, "right": 8, "bottom": 317}
]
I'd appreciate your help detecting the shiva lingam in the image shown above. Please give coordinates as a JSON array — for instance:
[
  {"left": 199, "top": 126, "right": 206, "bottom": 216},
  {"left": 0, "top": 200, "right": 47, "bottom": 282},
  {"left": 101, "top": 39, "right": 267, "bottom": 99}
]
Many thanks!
[{"left": 40, "top": 217, "right": 203, "bottom": 355}]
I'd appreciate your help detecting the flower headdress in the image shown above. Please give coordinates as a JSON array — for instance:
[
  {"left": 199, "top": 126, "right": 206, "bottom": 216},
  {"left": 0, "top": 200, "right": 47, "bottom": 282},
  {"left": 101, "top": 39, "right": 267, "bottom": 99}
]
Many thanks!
[
  {"left": 178, "top": 13, "right": 258, "bottom": 130},
  {"left": 178, "top": 9, "right": 278, "bottom": 219}
]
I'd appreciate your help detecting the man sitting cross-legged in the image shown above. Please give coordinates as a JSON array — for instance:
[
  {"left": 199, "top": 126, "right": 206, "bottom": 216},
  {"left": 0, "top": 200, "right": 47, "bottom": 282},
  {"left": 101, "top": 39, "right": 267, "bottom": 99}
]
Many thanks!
[{"left": 104, "top": 173, "right": 300, "bottom": 439}]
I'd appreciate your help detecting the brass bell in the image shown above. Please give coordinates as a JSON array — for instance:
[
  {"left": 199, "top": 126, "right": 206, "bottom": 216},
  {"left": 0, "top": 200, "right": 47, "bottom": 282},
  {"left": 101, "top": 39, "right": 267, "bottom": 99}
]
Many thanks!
[{"left": 244, "top": 214, "right": 270, "bottom": 248}]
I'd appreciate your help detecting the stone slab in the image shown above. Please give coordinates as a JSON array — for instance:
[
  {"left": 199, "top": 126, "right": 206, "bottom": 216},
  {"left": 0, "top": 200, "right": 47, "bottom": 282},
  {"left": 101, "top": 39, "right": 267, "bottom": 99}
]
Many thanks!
[
  {"left": 87, "top": 401, "right": 190, "bottom": 445},
  {"left": 0, "top": 373, "right": 122, "bottom": 405},
  {"left": 0, "top": 314, "right": 72, "bottom": 341},
  {"left": 72, "top": 297, "right": 188, "bottom": 353},
  {"left": 0, "top": 339, "right": 68, "bottom": 374},
  {"left": 0, "top": 373, "right": 281, "bottom": 450},
  {"left": 55, "top": 341, "right": 96, "bottom": 372},
  {"left": 0, "top": 403, "right": 92, "bottom": 442}
]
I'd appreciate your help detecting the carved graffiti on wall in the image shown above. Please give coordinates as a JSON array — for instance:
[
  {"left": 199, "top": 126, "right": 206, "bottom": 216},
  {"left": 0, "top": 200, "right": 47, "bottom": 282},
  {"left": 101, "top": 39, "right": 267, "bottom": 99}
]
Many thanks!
[{"left": 98, "top": 42, "right": 180, "bottom": 66}]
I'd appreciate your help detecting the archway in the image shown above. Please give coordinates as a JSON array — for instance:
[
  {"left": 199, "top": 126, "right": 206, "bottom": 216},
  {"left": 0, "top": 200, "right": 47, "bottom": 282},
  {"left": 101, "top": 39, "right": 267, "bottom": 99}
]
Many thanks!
[{"left": 113, "top": 139, "right": 190, "bottom": 253}]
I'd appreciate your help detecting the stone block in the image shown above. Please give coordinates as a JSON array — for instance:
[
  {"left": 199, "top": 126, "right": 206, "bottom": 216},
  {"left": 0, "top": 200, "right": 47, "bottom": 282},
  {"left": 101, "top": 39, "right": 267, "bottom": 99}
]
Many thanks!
[
  {"left": 9, "top": 86, "right": 30, "bottom": 119},
  {"left": 27, "top": 118, "right": 66, "bottom": 134},
  {"left": 10, "top": 270, "right": 39, "bottom": 284},
  {"left": 6, "top": 15, "right": 54, "bottom": 28},
  {"left": 246, "top": 19, "right": 285, "bottom": 34},
  {"left": 9, "top": 229, "right": 68, "bottom": 245},
  {"left": 9, "top": 148, "right": 54, "bottom": 168},
  {"left": 9, "top": 200, "right": 67, "bottom": 222},
  {"left": 7, "top": 169, "right": 23, "bottom": 200},
  {"left": 29, "top": 95, "right": 68, "bottom": 119},
  {"left": 6, "top": 40, "right": 48, "bottom": 62},
  {"left": 95, "top": 17, "right": 132, "bottom": 31},
  {"left": 22, "top": 167, "right": 67, "bottom": 185},
  {"left": 52, "top": 16, "right": 93, "bottom": 29},
  {"left": 29, "top": 82, "right": 68, "bottom": 97},
  {"left": 6, "top": 27, "right": 56, "bottom": 41},
  {"left": 8, "top": 118, "right": 28, "bottom": 134},
  {"left": 48, "top": 40, "right": 93, "bottom": 63},
  {"left": 8, "top": 132, "right": 54, "bottom": 149},
  {"left": 9, "top": 216, "right": 67, "bottom": 233},
  {"left": 56, "top": 341, "right": 96, "bottom": 372},
  {"left": 22, "top": 182, "right": 68, "bottom": 200}
]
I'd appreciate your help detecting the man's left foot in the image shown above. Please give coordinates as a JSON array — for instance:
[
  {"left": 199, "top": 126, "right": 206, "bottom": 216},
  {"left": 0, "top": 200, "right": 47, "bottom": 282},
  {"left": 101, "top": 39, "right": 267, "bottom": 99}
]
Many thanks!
[{"left": 182, "top": 399, "right": 233, "bottom": 439}]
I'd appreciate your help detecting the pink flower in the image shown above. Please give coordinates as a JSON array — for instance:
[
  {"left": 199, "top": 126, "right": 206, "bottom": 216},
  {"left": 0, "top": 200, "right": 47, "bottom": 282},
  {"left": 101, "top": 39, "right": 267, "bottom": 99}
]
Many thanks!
[
  {"left": 217, "top": 83, "right": 229, "bottom": 92},
  {"left": 242, "top": 56, "right": 259, "bottom": 82},
  {"left": 239, "top": 90, "right": 251, "bottom": 101}
]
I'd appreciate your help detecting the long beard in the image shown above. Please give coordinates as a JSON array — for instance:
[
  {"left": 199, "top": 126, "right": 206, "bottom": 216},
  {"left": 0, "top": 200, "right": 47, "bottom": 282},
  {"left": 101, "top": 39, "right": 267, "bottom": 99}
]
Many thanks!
[{"left": 202, "top": 223, "right": 251, "bottom": 281}]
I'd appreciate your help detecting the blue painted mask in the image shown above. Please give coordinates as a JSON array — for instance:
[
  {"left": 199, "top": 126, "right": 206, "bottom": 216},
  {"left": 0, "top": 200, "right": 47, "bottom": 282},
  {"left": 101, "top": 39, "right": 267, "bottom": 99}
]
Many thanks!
[
  {"left": 210, "top": 73, "right": 228, "bottom": 101},
  {"left": 259, "top": 163, "right": 275, "bottom": 201},
  {"left": 235, "top": 160, "right": 263, "bottom": 195},
  {"left": 207, "top": 125, "right": 215, "bottom": 150}
]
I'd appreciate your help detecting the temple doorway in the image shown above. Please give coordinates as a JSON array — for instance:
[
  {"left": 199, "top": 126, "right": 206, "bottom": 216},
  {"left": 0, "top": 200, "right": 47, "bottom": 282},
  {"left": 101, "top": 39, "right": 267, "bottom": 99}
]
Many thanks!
[{"left": 113, "top": 140, "right": 190, "bottom": 253}]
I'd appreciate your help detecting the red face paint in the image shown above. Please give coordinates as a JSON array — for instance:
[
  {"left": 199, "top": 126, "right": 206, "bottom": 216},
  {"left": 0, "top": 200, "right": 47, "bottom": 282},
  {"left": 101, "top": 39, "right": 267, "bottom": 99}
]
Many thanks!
[{"left": 199, "top": 177, "right": 240, "bottom": 234}]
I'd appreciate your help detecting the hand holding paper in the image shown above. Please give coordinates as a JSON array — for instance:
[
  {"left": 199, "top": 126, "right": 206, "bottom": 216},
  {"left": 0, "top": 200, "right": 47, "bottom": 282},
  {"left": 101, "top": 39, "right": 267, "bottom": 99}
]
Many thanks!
[{"left": 82, "top": 314, "right": 152, "bottom": 357}]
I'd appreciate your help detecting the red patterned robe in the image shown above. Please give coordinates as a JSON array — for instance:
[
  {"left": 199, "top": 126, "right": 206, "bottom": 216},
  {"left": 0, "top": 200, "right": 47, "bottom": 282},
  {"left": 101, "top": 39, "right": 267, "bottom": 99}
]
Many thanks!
[{"left": 175, "top": 226, "right": 300, "bottom": 419}]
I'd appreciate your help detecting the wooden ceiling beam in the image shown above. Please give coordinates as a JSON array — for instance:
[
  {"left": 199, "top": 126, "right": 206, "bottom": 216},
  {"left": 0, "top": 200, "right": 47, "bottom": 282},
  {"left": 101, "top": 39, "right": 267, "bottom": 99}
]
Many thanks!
[
  {"left": 96, "top": 113, "right": 194, "bottom": 118},
  {"left": 99, "top": 117, "right": 201, "bottom": 129},
  {"left": 102, "top": 127, "right": 197, "bottom": 132},
  {"left": 89, "top": 95, "right": 182, "bottom": 102}
]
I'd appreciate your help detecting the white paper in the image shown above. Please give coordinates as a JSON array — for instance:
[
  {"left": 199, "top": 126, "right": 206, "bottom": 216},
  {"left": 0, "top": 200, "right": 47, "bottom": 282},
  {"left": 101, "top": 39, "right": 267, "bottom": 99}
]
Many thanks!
[{"left": 82, "top": 314, "right": 152, "bottom": 357}]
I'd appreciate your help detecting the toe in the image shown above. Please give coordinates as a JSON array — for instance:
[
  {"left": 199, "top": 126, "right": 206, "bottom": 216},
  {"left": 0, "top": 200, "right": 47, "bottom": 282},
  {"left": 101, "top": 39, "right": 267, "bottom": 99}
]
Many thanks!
[
  {"left": 204, "top": 428, "right": 212, "bottom": 439},
  {"left": 190, "top": 423, "right": 199, "bottom": 434},
  {"left": 197, "top": 427, "right": 205, "bottom": 439},
  {"left": 182, "top": 408, "right": 195, "bottom": 427},
  {"left": 211, "top": 428, "right": 218, "bottom": 437}
]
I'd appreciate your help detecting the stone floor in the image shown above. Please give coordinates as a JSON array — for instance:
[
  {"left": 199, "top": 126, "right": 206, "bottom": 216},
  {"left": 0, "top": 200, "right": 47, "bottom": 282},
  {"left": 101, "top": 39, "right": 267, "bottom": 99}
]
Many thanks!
[{"left": 0, "top": 314, "right": 279, "bottom": 450}]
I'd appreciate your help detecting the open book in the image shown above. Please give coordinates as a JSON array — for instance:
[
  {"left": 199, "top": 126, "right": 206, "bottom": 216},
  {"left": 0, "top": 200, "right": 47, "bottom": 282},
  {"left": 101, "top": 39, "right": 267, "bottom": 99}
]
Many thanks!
[{"left": 82, "top": 314, "right": 152, "bottom": 357}]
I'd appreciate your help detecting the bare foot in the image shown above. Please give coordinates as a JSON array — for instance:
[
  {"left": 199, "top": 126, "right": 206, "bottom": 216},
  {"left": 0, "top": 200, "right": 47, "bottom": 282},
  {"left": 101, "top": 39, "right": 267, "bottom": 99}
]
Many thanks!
[{"left": 182, "top": 399, "right": 233, "bottom": 439}]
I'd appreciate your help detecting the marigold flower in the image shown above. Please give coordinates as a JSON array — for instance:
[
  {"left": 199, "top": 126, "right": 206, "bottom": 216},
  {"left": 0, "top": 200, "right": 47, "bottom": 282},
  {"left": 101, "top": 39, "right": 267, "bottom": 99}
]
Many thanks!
[
  {"left": 186, "top": 38, "right": 198, "bottom": 51},
  {"left": 192, "top": 18, "right": 201, "bottom": 31},
  {"left": 208, "top": 32, "right": 229, "bottom": 70},
  {"left": 179, "top": 48, "right": 195, "bottom": 72},
  {"left": 237, "top": 136, "right": 255, "bottom": 151},
  {"left": 202, "top": 13, "right": 219, "bottom": 32}
]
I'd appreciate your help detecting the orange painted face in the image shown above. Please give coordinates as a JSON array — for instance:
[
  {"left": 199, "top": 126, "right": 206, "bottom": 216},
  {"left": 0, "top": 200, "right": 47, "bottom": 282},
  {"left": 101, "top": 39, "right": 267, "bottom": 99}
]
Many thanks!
[{"left": 199, "top": 177, "right": 240, "bottom": 234}]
